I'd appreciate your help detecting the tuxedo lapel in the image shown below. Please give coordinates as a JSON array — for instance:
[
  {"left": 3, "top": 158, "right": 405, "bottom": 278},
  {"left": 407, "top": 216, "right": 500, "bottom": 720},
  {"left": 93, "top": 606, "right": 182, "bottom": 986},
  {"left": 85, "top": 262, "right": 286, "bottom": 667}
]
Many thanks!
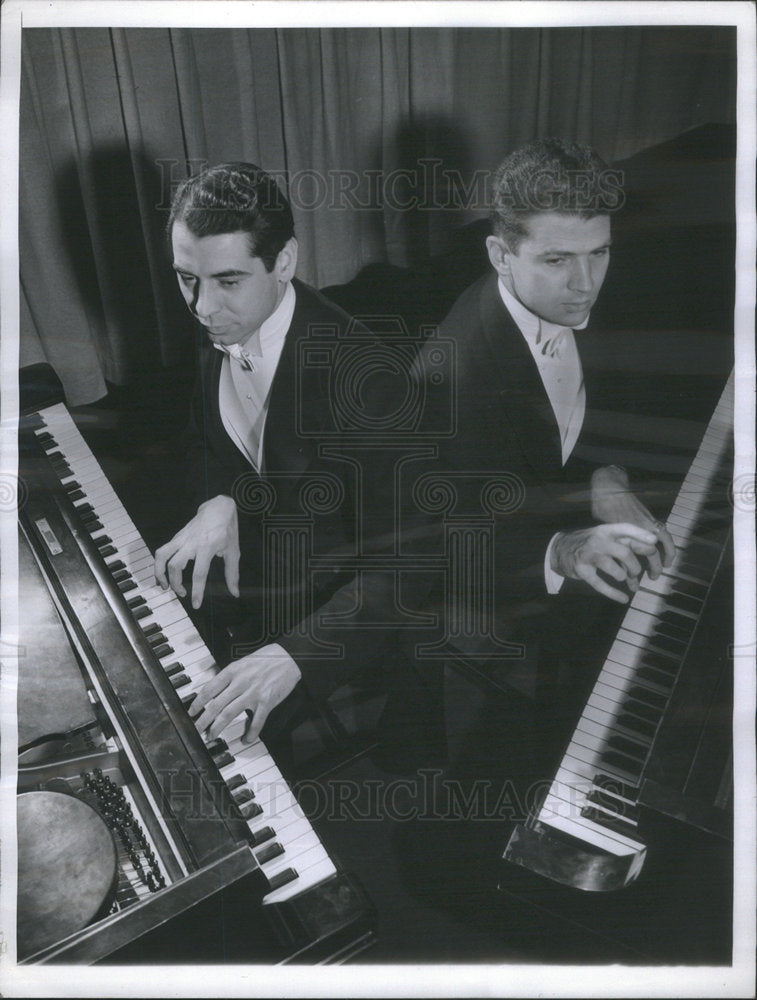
[
  {"left": 199, "top": 339, "right": 251, "bottom": 481},
  {"left": 263, "top": 282, "right": 328, "bottom": 482},
  {"left": 476, "top": 275, "right": 564, "bottom": 477}
]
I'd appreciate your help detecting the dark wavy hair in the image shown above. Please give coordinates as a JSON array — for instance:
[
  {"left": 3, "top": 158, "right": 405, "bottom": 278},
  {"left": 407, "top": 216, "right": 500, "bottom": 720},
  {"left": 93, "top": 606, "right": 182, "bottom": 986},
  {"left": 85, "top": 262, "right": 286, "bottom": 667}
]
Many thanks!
[
  {"left": 490, "top": 138, "right": 623, "bottom": 251},
  {"left": 167, "top": 162, "right": 295, "bottom": 272}
]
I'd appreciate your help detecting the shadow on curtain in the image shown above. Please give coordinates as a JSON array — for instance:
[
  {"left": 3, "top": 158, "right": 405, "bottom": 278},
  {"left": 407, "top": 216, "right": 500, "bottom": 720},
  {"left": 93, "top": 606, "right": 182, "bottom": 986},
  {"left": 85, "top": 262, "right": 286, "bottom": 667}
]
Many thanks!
[{"left": 18, "top": 25, "right": 736, "bottom": 406}]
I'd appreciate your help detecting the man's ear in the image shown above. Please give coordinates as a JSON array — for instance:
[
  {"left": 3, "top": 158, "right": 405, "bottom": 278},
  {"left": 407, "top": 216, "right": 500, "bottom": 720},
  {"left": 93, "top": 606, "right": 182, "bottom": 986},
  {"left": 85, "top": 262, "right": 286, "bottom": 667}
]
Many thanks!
[
  {"left": 486, "top": 235, "right": 512, "bottom": 278},
  {"left": 275, "top": 237, "right": 298, "bottom": 282}
]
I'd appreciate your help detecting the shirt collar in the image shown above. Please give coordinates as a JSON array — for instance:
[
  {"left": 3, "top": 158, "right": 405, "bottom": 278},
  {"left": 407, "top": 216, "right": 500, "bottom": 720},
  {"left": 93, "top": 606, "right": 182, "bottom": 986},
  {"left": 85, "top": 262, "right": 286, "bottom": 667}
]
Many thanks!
[
  {"left": 497, "top": 278, "right": 589, "bottom": 348},
  {"left": 214, "top": 281, "right": 296, "bottom": 363}
]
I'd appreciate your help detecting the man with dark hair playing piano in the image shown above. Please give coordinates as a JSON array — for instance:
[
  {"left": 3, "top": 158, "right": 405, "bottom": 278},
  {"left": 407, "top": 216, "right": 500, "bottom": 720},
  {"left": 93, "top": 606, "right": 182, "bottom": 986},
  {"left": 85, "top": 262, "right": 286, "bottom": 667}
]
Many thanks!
[{"left": 154, "top": 162, "right": 403, "bottom": 749}]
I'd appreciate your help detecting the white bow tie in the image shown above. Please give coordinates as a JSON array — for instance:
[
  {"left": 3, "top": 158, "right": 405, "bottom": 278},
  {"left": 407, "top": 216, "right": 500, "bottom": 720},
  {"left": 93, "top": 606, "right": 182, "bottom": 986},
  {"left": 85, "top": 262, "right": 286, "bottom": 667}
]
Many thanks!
[
  {"left": 537, "top": 324, "right": 572, "bottom": 360},
  {"left": 217, "top": 342, "right": 257, "bottom": 372}
]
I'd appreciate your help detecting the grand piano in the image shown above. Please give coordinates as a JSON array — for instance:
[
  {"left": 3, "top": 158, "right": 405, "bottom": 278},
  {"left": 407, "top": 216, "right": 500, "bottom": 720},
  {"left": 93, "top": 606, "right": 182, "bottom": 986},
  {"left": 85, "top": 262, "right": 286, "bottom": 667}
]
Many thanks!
[
  {"left": 390, "top": 367, "right": 736, "bottom": 966},
  {"left": 497, "top": 371, "right": 735, "bottom": 961},
  {"left": 16, "top": 395, "right": 376, "bottom": 965}
]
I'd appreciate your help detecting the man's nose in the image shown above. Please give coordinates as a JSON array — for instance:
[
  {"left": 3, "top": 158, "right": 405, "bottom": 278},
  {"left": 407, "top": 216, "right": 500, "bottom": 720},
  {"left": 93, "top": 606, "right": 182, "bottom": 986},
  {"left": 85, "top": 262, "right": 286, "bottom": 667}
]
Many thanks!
[
  {"left": 567, "top": 257, "right": 593, "bottom": 293},
  {"left": 193, "top": 281, "right": 220, "bottom": 320}
]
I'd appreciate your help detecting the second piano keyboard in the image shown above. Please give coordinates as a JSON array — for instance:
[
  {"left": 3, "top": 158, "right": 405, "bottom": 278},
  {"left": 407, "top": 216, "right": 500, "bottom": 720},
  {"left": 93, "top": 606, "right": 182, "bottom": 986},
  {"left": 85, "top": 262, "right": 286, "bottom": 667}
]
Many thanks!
[{"left": 504, "top": 371, "right": 734, "bottom": 890}]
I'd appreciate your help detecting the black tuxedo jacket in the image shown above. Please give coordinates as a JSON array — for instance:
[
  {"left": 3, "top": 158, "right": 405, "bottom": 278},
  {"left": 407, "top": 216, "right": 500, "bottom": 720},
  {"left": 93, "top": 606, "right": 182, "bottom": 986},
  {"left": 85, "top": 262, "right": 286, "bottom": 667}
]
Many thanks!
[
  {"left": 183, "top": 278, "right": 399, "bottom": 701},
  {"left": 185, "top": 278, "right": 343, "bottom": 507},
  {"left": 405, "top": 272, "right": 606, "bottom": 625}
]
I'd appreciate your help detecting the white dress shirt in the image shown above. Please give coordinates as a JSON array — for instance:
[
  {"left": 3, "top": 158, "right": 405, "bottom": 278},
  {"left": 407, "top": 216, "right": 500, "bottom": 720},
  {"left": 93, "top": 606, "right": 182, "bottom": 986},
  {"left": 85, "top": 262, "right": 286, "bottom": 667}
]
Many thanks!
[
  {"left": 497, "top": 280, "right": 589, "bottom": 592},
  {"left": 497, "top": 280, "right": 586, "bottom": 465},
  {"left": 215, "top": 282, "right": 296, "bottom": 471}
]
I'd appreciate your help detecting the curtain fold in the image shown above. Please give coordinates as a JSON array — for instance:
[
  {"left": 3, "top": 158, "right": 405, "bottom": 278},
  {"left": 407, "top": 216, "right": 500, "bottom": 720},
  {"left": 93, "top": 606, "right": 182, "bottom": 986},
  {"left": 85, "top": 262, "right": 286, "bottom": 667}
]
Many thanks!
[{"left": 19, "top": 25, "right": 736, "bottom": 405}]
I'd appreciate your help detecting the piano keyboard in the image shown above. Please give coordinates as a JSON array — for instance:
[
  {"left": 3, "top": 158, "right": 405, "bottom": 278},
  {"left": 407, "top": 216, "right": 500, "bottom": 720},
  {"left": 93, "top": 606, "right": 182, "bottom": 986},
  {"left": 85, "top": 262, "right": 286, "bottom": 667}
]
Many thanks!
[
  {"left": 526, "top": 372, "right": 734, "bottom": 866},
  {"left": 31, "top": 402, "right": 337, "bottom": 905}
]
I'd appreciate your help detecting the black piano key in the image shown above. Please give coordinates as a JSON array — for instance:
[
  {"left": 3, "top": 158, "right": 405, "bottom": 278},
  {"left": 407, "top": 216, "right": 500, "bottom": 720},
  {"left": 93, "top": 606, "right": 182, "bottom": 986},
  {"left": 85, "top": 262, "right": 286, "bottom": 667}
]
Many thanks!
[
  {"left": 240, "top": 800, "right": 264, "bottom": 820},
  {"left": 675, "top": 561, "right": 709, "bottom": 584},
  {"left": 76, "top": 502, "right": 95, "bottom": 516},
  {"left": 638, "top": 657, "right": 678, "bottom": 682},
  {"left": 581, "top": 805, "right": 638, "bottom": 834},
  {"left": 86, "top": 520, "right": 104, "bottom": 533},
  {"left": 45, "top": 451, "right": 63, "bottom": 463},
  {"left": 648, "top": 630, "right": 686, "bottom": 654},
  {"left": 106, "top": 559, "right": 126, "bottom": 572},
  {"left": 132, "top": 605, "right": 152, "bottom": 621},
  {"left": 233, "top": 787, "right": 254, "bottom": 804},
  {"left": 687, "top": 534, "right": 726, "bottom": 556},
  {"left": 80, "top": 510, "right": 99, "bottom": 525},
  {"left": 599, "top": 751, "right": 643, "bottom": 782},
  {"left": 607, "top": 734, "right": 650, "bottom": 760},
  {"left": 36, "top": 431, "right": 55, "bottom": 444},
  {"left": 255, "top": 842, "right": 284, "bottom": 864},
  {"left": 593, "top": 774, "right": 639, "bottom": 801},
  {"left": 93, "top": 534, "right": 113, "bottom": 548},
  {"left": 621, "top": 697, "right": 662, "bottom": 724},
  {"left": 251, "top": 826, "right": 276, "bottom": 847},
  {"left": 213, "top": 751, "right": 236, "bottom": 769},
  {"left": 147, "top": 634, "right": 169, "bottom": 649},
  {"left": 666, "top": 592, "right": 704, "bottom": 616},
  {"left": 636, "top": 666, "right": 675, "bottom": 690},
  {"left": 656, "top": 614, "right": 693, "bottom": 640},
  {"left": 127, "top": 595, "right": 146, "bottom": 609},
  {"left": 112, "top": 569, "right": 131, "bottom": 583},
  {"left": 67, "top": 489, "right": 86, "bottom": 502},
  {"left": 141, "top": 622, "right": 162, "bottom": 638},
  {"left": 152, "top": 643, "right": 174, "bottom": 658},
  {"left": 163, "top": 662, "right": 183, "bottom": 677},
  {"left": 665, "top": 575, "right": 707, "bottom": 599},
  {"left": 118, "top": 580, "right": 138, "bottom": 594},
  {"left": 267, "top": 868, "right": 298, "bottom": 891},
  {"left": 586, "top": 788, "right": 640, "bottom": 822},
  {"left": 99, "top": 544, "right": 118, "bottom": 558},
  {"left": 640, "top": 647, "right": 679, "bottom": 671},
  {"left": 181, "top": 692, "right": 197, "bottom": 709},
  {"left": 615, "top": 712, "right": 657, "bottom": 740},
  {"left": 665, "top": 594, "right": 699, "bottom": 620},
  {"left": 225, "top": 774, "right": 247, "bottom": 792},
  {"left": 170, "top": 674, "right": 191, "bottom": 689},
  {"left": 691, "top": 505, "right": 730, "bottom": 529},
  {"left": 206, "top": 737, "right": 228, "bottom": 754},
  {"left": 63, "top": 480, "right": 82, "bottom": 493},
  {"left": 627, "top": 685, "right": 667, "bottom": 711}
]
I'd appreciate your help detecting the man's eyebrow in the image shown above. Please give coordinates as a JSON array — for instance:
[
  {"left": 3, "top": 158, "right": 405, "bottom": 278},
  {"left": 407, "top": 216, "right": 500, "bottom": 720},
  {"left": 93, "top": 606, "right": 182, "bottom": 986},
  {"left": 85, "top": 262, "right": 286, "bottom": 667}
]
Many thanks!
[
  {"left": 537, "top": 240, "right": 613, "bottom": 256},
  {"left": 211, "top": 268, "right": 252, "bottom": 278},
  {"left": 172, "top": 264, "right": 252, "bottom": 278}
]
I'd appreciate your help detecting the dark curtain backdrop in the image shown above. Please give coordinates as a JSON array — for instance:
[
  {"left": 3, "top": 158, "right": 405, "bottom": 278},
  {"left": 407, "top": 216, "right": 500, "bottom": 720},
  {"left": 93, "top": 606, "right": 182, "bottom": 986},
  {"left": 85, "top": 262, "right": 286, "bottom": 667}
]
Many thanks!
[{"left": 19, "top": 26, "right": 736, "bottom": 405}]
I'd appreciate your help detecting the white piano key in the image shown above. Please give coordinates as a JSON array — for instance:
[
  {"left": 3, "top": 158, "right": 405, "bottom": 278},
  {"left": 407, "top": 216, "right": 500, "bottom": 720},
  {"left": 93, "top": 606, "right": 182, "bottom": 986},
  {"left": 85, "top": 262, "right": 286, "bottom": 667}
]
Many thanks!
[
  {"left": 263, "top": 856, "right": 337, "bottom": 904},
  {"left": 537, "top": 801, "right": 644, "bottom": 855}
]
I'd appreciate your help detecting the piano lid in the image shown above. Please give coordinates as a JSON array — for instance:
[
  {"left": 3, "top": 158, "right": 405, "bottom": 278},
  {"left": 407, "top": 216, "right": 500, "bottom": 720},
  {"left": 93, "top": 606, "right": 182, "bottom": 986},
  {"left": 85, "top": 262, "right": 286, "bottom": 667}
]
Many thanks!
[{"left": 17, "top": 527, "right": 98, "bottom": 749}]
